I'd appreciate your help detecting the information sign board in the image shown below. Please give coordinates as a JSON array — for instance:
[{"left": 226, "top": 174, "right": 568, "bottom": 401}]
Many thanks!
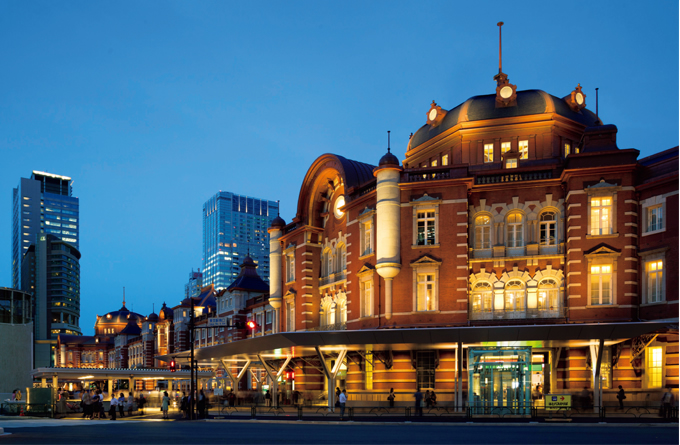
[
  {"left": 207, "top": 317, "right": 228, "bottom": 327},
  {"left": 545, "top": 394, "right": 571, "bottom": 410}
]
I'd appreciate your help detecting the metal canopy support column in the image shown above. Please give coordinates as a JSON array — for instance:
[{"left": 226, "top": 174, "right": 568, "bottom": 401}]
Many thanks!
[
  {"left": 551, "top": 348, "right": 562, "bottom": 394},
  {"left": 315, "top": 347, "right": 346, "bottom": 412},
  {"left": 590, "top": 339, "right": 604, "bottom": 414},
  {"left": 220, "top": 359, "right": 251, "bottom": 393},
  {"left": 258, "top": 354, "right": 291, "bottom": 408},
  {"left": 456, "top": 341, "right": 463, "bottom": 412},
  {"left": 108, "top": 379, "right": 113, "bottom": 398}
]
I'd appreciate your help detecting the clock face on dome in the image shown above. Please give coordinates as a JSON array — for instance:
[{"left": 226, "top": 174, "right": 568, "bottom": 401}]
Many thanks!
[
  {"left": 576, "top": 92, "right": 584, "bottom": 105},
  {"left": 428, "top": 109, "right": 438, "bottom": 121},
  {"left": 333, "top": 195, "right": 345, "bottom": 219},
  {"left": 500, "top": 86, "right": 513, "bottom": 99}
]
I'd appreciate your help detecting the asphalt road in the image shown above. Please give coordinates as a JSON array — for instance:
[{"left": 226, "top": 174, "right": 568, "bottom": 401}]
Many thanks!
[{"left": 1, "top": 420, "right": 678, "bottom": 445}]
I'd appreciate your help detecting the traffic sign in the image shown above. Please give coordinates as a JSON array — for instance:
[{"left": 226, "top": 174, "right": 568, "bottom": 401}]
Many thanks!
[
  {"left": 545, "top": 394, "right": 571, "bottom": 410},
  {"left": 207, "top": 317, "right": 228, "bottom": 327}
]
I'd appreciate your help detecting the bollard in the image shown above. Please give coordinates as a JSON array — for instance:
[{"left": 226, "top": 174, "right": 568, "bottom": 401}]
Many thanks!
[{"left": 251, "top": 406, "right": 256, "bottom": 419}]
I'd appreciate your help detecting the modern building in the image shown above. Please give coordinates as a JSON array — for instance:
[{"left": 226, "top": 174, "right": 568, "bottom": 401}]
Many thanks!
[
  {"left": 0, "top": 287, "right": 34, "bottom": 393},
  {"left": 23, "top": 234, "right": 81, "bottom": 367},
  {"left": 12, "top": 171, "right": 79, "bottom": 289},
  {"left": 185, "top": 269, "right": 203, "bottom": 299},
  {"left": 202, "top": 192, "right": 278, "bottom": 290},
  {"left": 164, "top": 65, "right": 677, "bottom": 412}
]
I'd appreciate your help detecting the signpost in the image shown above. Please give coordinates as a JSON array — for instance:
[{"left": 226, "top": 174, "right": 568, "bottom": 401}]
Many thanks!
[
  {"left": 207, "top": 317, "right": 229, "bottom": 328},
  {"left": 546, "top": 394, "right": 571, "bottom": 410}
]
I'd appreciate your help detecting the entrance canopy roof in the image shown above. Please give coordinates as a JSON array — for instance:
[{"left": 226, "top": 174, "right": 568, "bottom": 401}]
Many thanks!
[
  {"left": 161, "top": 321, "right": 672, "bottom": 365},
  {"left": 31, "top": 367, "right": 212, "bottom": 380}
]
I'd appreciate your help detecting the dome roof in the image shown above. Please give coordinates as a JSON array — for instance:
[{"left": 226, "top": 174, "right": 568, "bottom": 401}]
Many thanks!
[
  {"left": 159, "top": 302, "right": 173, "bottom": 321},
  {"left": 119, "top": 319, "right": 142, "bottom": 335},
  {"left": 96, "top": 303, "right": 145, "bottom": 326},
  {"left": 146, "top": 312, "right": 159, "bottom": 323},
  {"left": 408, "top": 89, "right": 602, "bottom": 150},
  {"left": 270, "top": 215, "right": 286, "bottom": 229},
  {"left": 378, "top": 149, "right": 400, "bottom": 167}
]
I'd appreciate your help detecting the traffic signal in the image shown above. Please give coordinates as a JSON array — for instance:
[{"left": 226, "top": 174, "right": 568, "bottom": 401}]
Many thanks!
[
  {"left": 169, "top": 360, "right": 176, "bottom": 372},
  {"left": 246, "top": 320, "right": 257, "bottom": 330},
  {"left": 233, "top": 321, "right": 245, "bottom": 329},
  {"left": 285, "top": 371, "right": 295, "bottom": 380}
]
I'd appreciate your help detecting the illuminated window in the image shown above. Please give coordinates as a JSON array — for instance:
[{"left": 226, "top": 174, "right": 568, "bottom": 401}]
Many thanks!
[
  {"left": 590, "top": 265, "right": 612, "bottom": 305},
  {"left": 645, "top": 260, "right": 664, "bottom": 304},
  {"left": 647, "top": 347, "right": 663, "bottom": 388},
  {"left": 416, "top": 273, "right": 435, "bottom": 311},
  {"left": 471, "top": 282, "right": 493, "bottom": 312},
  {"left": 505, "top": 158, "right": 517, "bottom": 169},
  {"left": 483, "top": 144, "right": 494, "bottom": 163},
  {"left": 506, "top": 213, "right": 524, "bottom": 248},
  {"left": 431, "top": 159, "right": 438, "bottom": 167},
  {"left": 442, "top": 154, "right": 449, "bottom": 166},
  {"left": 564, "top": 143, "right": 571, "bottom": 157},
  {"left": 501, "top": 142, "right": 511, "bottom": 154},
  {"left": 474, "top": 215, "right": 491, "bottom": 249},
  {"left": 361, "top": 279, "right": 373, "bottom": 318},
  {"left": 539, "top": 211, "right": 557, "bottom": 246},
  {"left": 417, "top": 211, "right": 436, "bottom": 246},
  {"left": 337, "top": 243, "right": 347, "bottom": 273},
  {"left": 647, "top": 205, "right": 663, "bottom": 232},
  {"left": 538, "top": 279, "right": 559, "bottom": 310},
  {"left": 519, "top": 140, "right": 528, "bottom": 159},
  {"left": 504, "top": 280, "right": 525, "bottom": 312},
  {"left": 590, "top": 197, "right": 613, "bottom": 235},
  {"left": 360, "top": 219, "right": 373, "bottom": 256},
  {"left": 285, "top": 253, "right": 295, "bottom": 282}
]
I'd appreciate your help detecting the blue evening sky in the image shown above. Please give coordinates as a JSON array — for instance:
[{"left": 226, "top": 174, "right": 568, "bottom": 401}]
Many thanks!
[{"left": 0, "top": 1, "right": 677, "bottom": 335}]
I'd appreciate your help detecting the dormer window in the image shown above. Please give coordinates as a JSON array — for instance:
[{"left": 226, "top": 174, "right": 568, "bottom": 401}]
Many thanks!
[{"left": 506, "top": 159, "right": 518, "bottom": 169}]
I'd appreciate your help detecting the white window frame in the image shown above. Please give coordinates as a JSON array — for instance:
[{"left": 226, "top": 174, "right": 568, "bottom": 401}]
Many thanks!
[
  {"left": 645, "top": 345, "right": 665, "bottom": 389},
  {"left": 641, "top": 194, "right": 669, "bottom": 236},
  {"left": 361, "top": 279, "right": 373, "bottom": 318},
  {"left": 505, "top": 158, "right": 518, "bottom": 169},
  {"left": 506, "top": 212, "right": 524, "bottom": 248},
  {"left": 414, "top": 208, "right": 438, "bottom": 246},
  {"left": 640, "top": 249, "right": 667, "bottom": 305},
  {"left": 539, "top": 211, "right": 557, "bottom": 246},
  {"left": 501, "top": 141, "right": 512, "bottom": 154},
  {"left": 474, "top": 214, "right": 492, "bottom": 250},
  {"left": 411, "top": 257, "right": 441, "bottom": 313},
  {"left": 589, "top": 264, "right": 613, "bottom": 306},
  {"left": 483, "top": 143, "right": 494, "bottom": 163},
  {"left": 416, "top": 273, "right": 436, "bottom": 312},
  {"left": 285, "top": 251, "right": 295, "bottom": 283},
  {"left": 471, "top": 282, "right": 493, "bottom": 313},
  {"left": 590, "top": 196, "right": 613, "bottom": 236},
  {"left": 519, "top": 140, "right": 528, "bottom": 159},
  {"left": 504, "top": 280, "right": 526, "bottom": 312}
]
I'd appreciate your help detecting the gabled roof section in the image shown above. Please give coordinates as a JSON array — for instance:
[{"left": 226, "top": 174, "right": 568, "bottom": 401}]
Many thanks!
[{"left": 227, "top": 256, "right": 269, "bottom": 294}]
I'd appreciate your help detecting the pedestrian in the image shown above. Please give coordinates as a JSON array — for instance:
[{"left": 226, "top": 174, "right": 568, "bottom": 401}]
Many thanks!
[
  {"left": 580, "top": 387, "right": 590, "bottom": 409},
  {"left": 162, "top": 391, "right": 170, "bottom": 419},
  {"left": 387, "top": 388, "right": 395, "bottom": 408},
  {"left": 109, "top": 395, "right": 118, "bottom": 420},
  {"left": 138, "top": 394, "right": 146, "bottom": 415},
  {"left": 227, "top": 390, "right": 236, "bottom": 407},
  {"left": 180, "top": 392, "right": 188, "bottom": 418},
  {"left": 11, "top": 390, "right": 16, "bottom": 401},
  {"left": 198, "top": 390, "right": 206, "bottom": 419},
  {"left": 265, "top": 389, "right": 271, "bottom": 407},
  {"left": 616, "top": 385, "right": 626, "bottom": 410},
  {"left": 91, "top": 390, "right": 100, "bottom": 420},
  {"left": 127, "top": 392, "right": 134, "bottom": 416},
  {"left": 338, "top": 389, "right": 347, "bottom": 420},
  {"left": 118, "top": 392, "right": 126, "bottom": 418},
  {"left": 661, "top": 386, "right": 675, "bottom": 419},
  {"left": 414, "top": 388, "right": 423, "bottom": 416},
  {"left": 425, "top": 390, "right": 432, "bottom": 408},
  {"left": 82, "top": 389, "right": 92, "bottom": 419},
  {"left": 430, "top": 390, "right": 437, "bottom": 407},
  {"left": 335, "top": 387, "right": 341, "bottom": 409},
  {"left": 292, "top": 390, "right": 300, "bottom": 406}
]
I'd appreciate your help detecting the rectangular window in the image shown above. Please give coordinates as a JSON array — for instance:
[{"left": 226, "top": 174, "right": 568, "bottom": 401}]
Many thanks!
[
  {"left": 416, "top": 274, "right": 435, "bottom": 311},
  {"left": 506, "top": 159, "right": 518, "bottom": 169},
  {"left": 442, "top": 154, "right": 449, "bottom": 166},
  {"left": 266, "top": 311, "right": 272, "bottom": 324},
  {"left": 416, "top": 351, "right": 436, "bottom": 389},
  {"left": 416, "top": 211, "right": 436, "bottom": 245},
  {"left": 506, "top": 213, "right": 523, "bottom": 248},
  {"left": 474, "top": 216, "right": 491, "bottom": 249},
  {"left": 646, "top": 260, "right": 663, "bottom": 303},
  {"left": 483, "top": 144, "right": 494, "bottom": 163},
  {"left": 286, "top": 254, "right": 295, "bottom": 282},
  {"left": 590, "top": 265, "right": 612, "bottom": 305},
  {"left": 501, "top": 142, "right": 511, "bottom": 154},
  {"left": 565, "top": 143, "right": 571, "bottom": 157},
  {"left": 647, "top": 347, "right": 663, "bottom": 388},
  {"left": 361, "top": 280, "right": 373, "bottom": 318},
  {"left": 647, "top": 205, "right": 663, "bottom": 232},
  {"left": 590, "top": 197, "right": 613, "bottom": 235},
  {"left": 431, "top": 159, "right": 438, "bottom": 167},
  {"left": 360, "top": 220, "right": 373, "bottom": 256},
  {"left": 519, "top": 140, "right": 528, "bottom": 159}
]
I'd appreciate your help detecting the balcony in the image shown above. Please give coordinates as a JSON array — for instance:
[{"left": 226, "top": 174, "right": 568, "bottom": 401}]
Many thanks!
[
  {"left": 469, "top": 307, "right": 567, "bottom": 321},
  {"left": 476, "top": 170, "right": 552, "bottom": 185},
  {"left": 319, "top": 271, "right": 347, "bottom": 288},
  {"left": 308, "top": 322, "right": 347, "bottom": 332}
]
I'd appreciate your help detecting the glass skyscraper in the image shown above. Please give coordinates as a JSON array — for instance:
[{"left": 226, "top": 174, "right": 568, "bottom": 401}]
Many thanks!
[{"left": 202, "top": 192, "right": 278, "bottom": 290}]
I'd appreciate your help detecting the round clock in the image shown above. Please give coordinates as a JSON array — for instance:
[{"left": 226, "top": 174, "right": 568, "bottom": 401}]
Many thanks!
[
  {"left": 500, "top": 86, "right": 513, "bottom": 99},
  {"left": 333, "top": 195, "right": 346, "bottom": 219},
  {"left": 575, "top": 92, "right": 584, "bottom": 106},
  {"left": 428, "top": 109, "right": 437, "bottom": 121}
]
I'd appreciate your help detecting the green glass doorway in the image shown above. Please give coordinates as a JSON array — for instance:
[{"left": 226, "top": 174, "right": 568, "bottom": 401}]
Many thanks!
[{"left": 469, "top": 347, "right": 532, "bottom": 414}]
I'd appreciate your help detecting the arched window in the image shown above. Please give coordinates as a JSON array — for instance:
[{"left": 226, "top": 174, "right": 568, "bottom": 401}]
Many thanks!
[
  {"left": 540, "top": 211, "right": 557, "bottom": 246},
  {"left": 337, "top": 243, "right": 347, "bottom": 273},
  {"left": 538, "top": 278, "right": 559, "bottom": 310},
  {"left": 504, "top": 280, "right": 525, "bottom": 312},
  {"left": 474, "top": 215, "right": 492, "bottom": 249},
  {"left": 506, "top": 213, "right": 524, "bottom": 248},
  {"left": 321, "top": 249, "right": 333, "bottom": 277},
  {"left": 471, "top": 282, "right": 493, "bottom": 312}
]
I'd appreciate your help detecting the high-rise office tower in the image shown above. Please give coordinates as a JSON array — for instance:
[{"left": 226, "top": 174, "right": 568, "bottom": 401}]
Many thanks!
[
  {"left": 202, "top": 192, "right": 278, "bottom": 290},
  {"left": 12, "top": 171, "right": 81, "bottom": 367},
  {"left": 185, "top": 269, "right": 203, "bottom": 299}
]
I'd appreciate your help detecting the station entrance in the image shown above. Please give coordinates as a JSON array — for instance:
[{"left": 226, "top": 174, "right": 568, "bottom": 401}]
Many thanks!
[{"left": 468, "top": 347, "right": 532, "bottom": 414}]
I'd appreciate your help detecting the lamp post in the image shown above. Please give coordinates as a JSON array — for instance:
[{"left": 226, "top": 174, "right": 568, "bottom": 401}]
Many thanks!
[{"left": 190, "top": 297, "right": 195, "bottom": 420}]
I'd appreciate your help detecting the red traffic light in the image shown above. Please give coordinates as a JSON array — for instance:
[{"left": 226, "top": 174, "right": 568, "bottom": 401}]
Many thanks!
[
  {"left": 285, "top": 371, "right": 295, "bottom": 380},
  {"left": 246, "top": 320, "right": 257, "bottom": 329},
  {"left": 169, "top": 360, "right": 176, "bottom": 372}
]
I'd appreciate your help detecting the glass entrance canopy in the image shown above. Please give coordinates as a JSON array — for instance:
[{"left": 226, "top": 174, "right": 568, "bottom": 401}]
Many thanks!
[{"left": 469, "top": 347, "right": 532, "bottom": 414}]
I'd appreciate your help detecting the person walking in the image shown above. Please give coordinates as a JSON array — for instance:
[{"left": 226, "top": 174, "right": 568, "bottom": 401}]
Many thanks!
[
  {"left": 138, "top": 393, "right": 146, "bottom": 415},
  {"left": 180, "top": 392, "right": 188, "bottom": 419},
  {"left": 118, "top": 393, "right": 126, "bottom": 418},
  {"left": 265, "top": 389, "right": 271, "bottom": 407},
  {"left": 661, "top": 386, "right": 675, "bottom": 419},
  {"left": 127, "top": 392, "right": 134, "bottom": 416},
  {"left": 387, "top": 388, "right": 395, "bottom": 408},
  {"left": 198, "top": 390, "right": 206, "bottom": 419},
  {"left": 91, "top": 391, "right": 101, "bottom": 420},
  {"left": 430, "top": 390, "right": 437, "bottom": 407},
  {"left": 82, "top": 389, "right": 92, "bottom": 419},
  {"left": 109, "top": 395, "right": 118, "bottom": 420},
  {"left": 414, "top": 388, "right": 423, "bottom": 416},
  {"left": 338, "top": 389, "right": 347, "bottom": 420},
  {"left": 425, "top": 390, "right": 432, "bottom": 409},
  {"left": 161, "top": 391, "right": 170, "bottom": 419},
  {"left": 616, "top": 385, "right": 626, "bottom": 410}
]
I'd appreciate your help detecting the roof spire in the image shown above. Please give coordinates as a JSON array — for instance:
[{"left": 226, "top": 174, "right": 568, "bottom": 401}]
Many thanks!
[
  {"left": 123, "top": 286, "right": 126, "bottom": 307},
  {"left": 387, "top": 130, "right": 391, "bottom": 153},
  {"left": 497, "top": 21, "right": 504, "bottom": 74}
]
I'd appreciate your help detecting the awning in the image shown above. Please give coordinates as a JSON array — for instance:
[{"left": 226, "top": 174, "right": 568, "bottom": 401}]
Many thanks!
[
  {"left": 31, "top": 367, "right": 212, "bottom": 380},
  {"left": 161, "top": 321, "right": 673, "bottom": 365}
]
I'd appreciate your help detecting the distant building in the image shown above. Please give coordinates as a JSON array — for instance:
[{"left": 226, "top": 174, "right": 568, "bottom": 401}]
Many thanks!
[
  {"left": 202, "top": 192, "right": 278, "bottom": 290},
  {"left": 0, "top": 288, "right": 33, "bottom": 393},
  {"left": 185, "top": 269, "right": 203, "bottom": 299}
]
